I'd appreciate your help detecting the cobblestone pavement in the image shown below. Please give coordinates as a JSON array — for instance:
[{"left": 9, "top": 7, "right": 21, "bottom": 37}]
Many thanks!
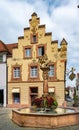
[{"left": 0, "top": 107, "right": 79, "bottom": 130}]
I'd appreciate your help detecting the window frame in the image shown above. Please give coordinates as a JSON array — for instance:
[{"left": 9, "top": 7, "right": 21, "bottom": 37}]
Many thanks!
[
  {"left": 13, "top": 67, "right": 20, "bottom": 78},
  {"left": 31, "top": 33, "right": 38, "bottom": 44},
  {"left": 48, "top": 65, "right": 54, "bottom": 77},
  {"left": 48, "top": 62, "right": 57, "bottom": 81},
  {"left": 11, "top": 64, "right": 22, "bottom": 81},
  {"left": 28, "top": 63, "right": 39, "bottom": 81},
  {"left": 23, "top": 46, "right": 32, "bottom": 59},
  {"left": 30, "top": 66, "right": 38, "bottom": 78},
  {"left": 36, "top": 44, "right": 47, "bottom": 58}
]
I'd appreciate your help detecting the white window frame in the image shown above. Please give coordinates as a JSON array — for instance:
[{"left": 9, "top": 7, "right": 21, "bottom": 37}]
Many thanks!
[
  {"left": 13, "top": 67, "right": 20, "bottom": 78},
  {"left": 30, "top": 66, "right": 37, "bottom": 77},
  {"left": 25, "top": 48, "right": 31, "bottom": 57},
  {"left": 49, "top": 65, "right": 54, "bottom": 77}
]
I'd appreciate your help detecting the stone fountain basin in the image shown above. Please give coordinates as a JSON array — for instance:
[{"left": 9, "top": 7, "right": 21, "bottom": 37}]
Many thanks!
[{"left": 12, "top": 107, "right": 79, "bottom": 128}]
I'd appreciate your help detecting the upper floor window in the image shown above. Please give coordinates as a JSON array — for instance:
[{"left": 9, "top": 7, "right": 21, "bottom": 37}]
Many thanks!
[
  {"left": 32, "top": 35, "right": 36, "bottom": 43},
  {"left": 30, "top": 66, "right": 37, "bottom": 77},
  {"left": 38, "top": 46, "right": 44, "bottom": 56},
  {"left": 0, "top": 55, "right": 3, "bottom": 62},
  {"left": 48, "top": 65, "right": 54, "bottom": 77},
  {"left": 13, "top": 67, "right": 20, "bottom": 78},
  {"left": 36, "top": 44, "right": 46, "bottom": 58},
  {"left": 24, "top": 46, "right": 32, "bottom": 59},
  {"left": 31, "top": 34, "right": 38, "bottom": 43},
  {"left": 25, "top": 48, "right": 31, "bottom": 57}
]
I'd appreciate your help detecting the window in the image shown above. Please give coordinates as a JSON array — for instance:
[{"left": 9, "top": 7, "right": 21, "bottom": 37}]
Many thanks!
[
  {"left": 0, "top": 55, "right": 3, "bottom": 62},
  {"left": 13, "top": 93, "right": 20, "bottom": 103},
  {"left": 31, "top": 34, "right": 38, "bottom": 43},
  {"left": 49, "top": 65, "right": 54, "bottom": 77},
  {"left": 30, "top": 66, "right": 37, "bottom": 77},
  {"left": 32, "top": 35, "right": 36, "bottom": 43},
  {"left": 25, "top": 48, "right": 31, "bottom": 57},
  {"left": 38, "top": 46, "right": 44, "bottom": 56},
  {"left": 13, "top": 67, "right": 20, "bottom": 78},
  {"left": 28, "top": 63, "right": 39, "bottom": 81},
  {"left": 24, "top": 46, "right": 32, "bottom": 59}
]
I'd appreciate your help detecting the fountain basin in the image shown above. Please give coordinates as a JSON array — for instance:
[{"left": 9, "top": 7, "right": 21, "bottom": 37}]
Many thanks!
[{"left": 12, "top": 107, "right": 79, "bottom": 128}]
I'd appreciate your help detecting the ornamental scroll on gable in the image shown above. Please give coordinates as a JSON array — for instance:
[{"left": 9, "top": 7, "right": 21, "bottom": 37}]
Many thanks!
[
  {"left": 29, "top": 12, "right": 39, "bottom": 33},
  {"left": 60, "top": 38, "right": 67, "bottom": 59}
]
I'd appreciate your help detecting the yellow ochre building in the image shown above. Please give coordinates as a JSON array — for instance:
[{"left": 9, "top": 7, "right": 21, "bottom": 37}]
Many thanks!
[{"left": 7, "top": 12, "right": 67, "bottom": 107}]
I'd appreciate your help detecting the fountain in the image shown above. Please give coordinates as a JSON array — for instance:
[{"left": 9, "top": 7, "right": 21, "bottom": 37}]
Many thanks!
[{"left": 12, "top": 54, "right": 79, "bottom": 128}]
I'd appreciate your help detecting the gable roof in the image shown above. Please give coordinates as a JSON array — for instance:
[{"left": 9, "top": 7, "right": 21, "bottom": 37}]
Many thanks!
[
  {"left": 6, "top": 43, "right": 18, "bottom": 54},
  {"left": 0, "top": 40, "right": 8, "bottom": 52}
]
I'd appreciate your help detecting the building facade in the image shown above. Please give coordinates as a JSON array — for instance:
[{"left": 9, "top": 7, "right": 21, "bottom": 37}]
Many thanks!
[
  {"left": 7, "top": 12, "right": 67, "bottom": 107},
  {"left": 76, "top": 73, "right": 79, "bottom": 97},
  {"left": 0, "top": 40, "right": 8, "bottom": 107}
]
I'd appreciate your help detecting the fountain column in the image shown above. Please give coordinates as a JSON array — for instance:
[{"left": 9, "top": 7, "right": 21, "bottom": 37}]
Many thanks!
[
  {"left": 38, "top": 54, "right": 50, "bottom": 95},
  {"left": 40, "top": 66, "right": 49, "bottom": 95}
]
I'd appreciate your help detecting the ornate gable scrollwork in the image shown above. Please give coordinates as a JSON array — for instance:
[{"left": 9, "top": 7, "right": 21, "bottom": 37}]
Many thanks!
[
  {"left": 60, "top": 38, "right": 67, "bottom": 58},
  {"left": 30, "top": 12, "right": 39, "bottom": 33}
]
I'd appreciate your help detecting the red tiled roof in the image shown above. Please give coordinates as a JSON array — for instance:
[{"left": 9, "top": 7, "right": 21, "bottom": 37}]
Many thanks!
[
  {"left": 6, "top": 43, "right": 18, "bottom": 54},
  {"left": 0, "top": 40, "right": 8, "bottom": 52}
]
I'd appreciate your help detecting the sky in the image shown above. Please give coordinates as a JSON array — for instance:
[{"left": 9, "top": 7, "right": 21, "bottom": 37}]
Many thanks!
[{"left": 0, "top": 0, "right": 79, "bottom": 87}]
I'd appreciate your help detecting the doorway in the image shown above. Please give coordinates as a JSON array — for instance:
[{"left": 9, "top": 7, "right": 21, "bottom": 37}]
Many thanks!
[
  {"left": 0, "top": 90, "right": 4, "bottom": 106},
  {"left": 30, "top": 87, "right": 38, "bottom": 106}
]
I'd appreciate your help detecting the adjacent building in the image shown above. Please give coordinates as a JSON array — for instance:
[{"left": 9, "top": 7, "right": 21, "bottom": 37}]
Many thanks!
[
  {"left": 0, "top": 40, "right": 8, "bottom": 107},
  {"left": 6, "top": 12, "right": 67, "bottom": 107},
  {"left": 0, "top": 40, "right": 18, "bottom": 107},
  {"left": 76, "top": 73, "right": 79, "bottom": 97}
]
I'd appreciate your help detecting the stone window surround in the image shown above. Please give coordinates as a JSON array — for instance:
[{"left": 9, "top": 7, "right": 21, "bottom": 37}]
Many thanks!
[
  {"left": 11, "top": 64, "right": 22, "bottom": 81},
  {"left": 23, "top": 45, "right": 32, "bottom": 59},
  {"left": 36, "top": 43, "right": 47, "bottom": 58},
  {"left": 12, "top": 87, "right": 21, "bottom": 104},
  {"left": 28, "top": 63, "right": 40, "bottom": 81},
  {"left": 48, "top": 62, "right": 57, "bottom": 81},
  {"left": 30, "top": 33, "right": 38, "bottom": 44}
]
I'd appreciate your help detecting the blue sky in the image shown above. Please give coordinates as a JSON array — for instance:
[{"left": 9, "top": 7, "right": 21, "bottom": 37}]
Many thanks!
[{"left": 0, "top": 0, "right": 79, "bottom": 87}]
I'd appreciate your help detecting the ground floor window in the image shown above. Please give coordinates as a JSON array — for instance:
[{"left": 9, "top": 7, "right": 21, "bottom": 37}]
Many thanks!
[{"left": 13, "top": 93, "right": 20, "bottom": 103}]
